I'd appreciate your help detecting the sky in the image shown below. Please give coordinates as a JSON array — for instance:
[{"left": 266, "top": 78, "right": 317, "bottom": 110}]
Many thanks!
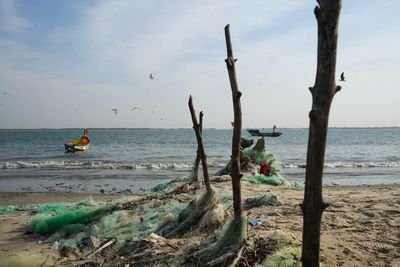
[{"left": 0, "top": 0, "right": 399, "bottom": 129}]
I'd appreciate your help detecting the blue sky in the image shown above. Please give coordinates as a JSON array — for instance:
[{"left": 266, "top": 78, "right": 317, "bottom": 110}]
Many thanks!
[{"left": 0, "top": 0, "right": 399, "bottom": 129}]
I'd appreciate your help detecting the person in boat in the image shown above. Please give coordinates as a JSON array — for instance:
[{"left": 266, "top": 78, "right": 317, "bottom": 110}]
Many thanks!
[
  {"left": 272, "top": 125, "right": 277, "bottom": 133},
  {"left": 68, "top": 128, "right": 90, "bottom": 145},
  {"left": 81, "top": 128, "right": 89, "bottom": 144}
]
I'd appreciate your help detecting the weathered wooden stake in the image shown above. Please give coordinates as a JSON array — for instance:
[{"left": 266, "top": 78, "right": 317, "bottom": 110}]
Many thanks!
[
  {"left": 302, "top": 1, "right": 342, "bottom": 266},
  {"left": 224, "top": 24, "right": 243, "bottom": 218},
  {"left": 191, "top": 111, "right": 203, "bottom": 181},
  {"left": 188, "top": 96, "right": 211, "bottom": 191}
]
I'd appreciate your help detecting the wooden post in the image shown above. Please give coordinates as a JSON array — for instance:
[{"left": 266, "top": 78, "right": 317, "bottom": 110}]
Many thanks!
[
  {"left": 191, "top": 111, "right": 203, "bottom": 181},
  {"left": 302, "top": 1, "right": 342, "bottom": 266},
  {"left": 224, "top": 24, "right": 243, "bottom": 218},
  {"left": 188, "top": 96, "right": 211, "bottom": 191}
]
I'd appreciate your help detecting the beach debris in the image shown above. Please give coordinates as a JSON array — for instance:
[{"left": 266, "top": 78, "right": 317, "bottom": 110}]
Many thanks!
[
  {"left": 243, "top": 194, "right": 278, "bottom": 210},
  {"left": 81, "top": 235, "right": 101, "bottom": 249},
  {"left": 116, "top": 233, "right": 183, "bottom": 266},
  {"left": 86, "top": 237, "right": 117, "bottom": 259},
  {"left": 149, "top": 73, "right": 154, "bottom": 80},
  {"left": 248, "top": 218, "right": 262, "bottom": 226},
  {"left": 112, "top": 108, "right": 117, "bottom": 115},
  {"left": 60, "top": 245, "right": 83, "bottom": 260}
]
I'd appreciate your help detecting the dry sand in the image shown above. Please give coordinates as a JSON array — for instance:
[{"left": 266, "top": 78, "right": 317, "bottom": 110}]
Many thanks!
[{"left": 0, "top": 184, "right": 399, "bottom": 266}]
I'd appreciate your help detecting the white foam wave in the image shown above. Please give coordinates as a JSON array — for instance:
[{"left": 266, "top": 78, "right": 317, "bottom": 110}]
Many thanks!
[
  {"left": 282, "top": 161, "right": 400, "bottom": 169},
  {"left": 0, "top": 160, "right": 225, "bottom": 170}
]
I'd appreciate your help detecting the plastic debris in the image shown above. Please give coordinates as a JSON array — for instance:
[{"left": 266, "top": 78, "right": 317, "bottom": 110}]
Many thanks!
[{"left": 248, "top": 218, "right": 262, "bottom": 226}]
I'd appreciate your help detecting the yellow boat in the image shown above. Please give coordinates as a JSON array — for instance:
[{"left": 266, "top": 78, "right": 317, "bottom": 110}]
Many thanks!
[{"left": 65, "top": 129, "right": 90, "bottom": 153}]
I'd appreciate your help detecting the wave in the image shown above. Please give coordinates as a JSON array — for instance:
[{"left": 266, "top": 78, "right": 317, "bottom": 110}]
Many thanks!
[
  {"left": 1, "top": 160, "right": 400, "bottom": 170},
  {"left": 282, "top": 161, "right": 400, "bottom": 169},
  {"left": 0, "top": 160, "right": 226, "bottom": 170}
]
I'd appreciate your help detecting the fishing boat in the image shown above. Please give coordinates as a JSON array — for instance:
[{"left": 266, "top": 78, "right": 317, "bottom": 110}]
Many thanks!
[
  {"left": 64, "top": 142, "right": 90, "bottom": 153},
  {"left": 65, "top": 129, "right": 90, "bottom": 153},
  {"left": 247, "top": 129, "right": 282, "bottom": 137}
]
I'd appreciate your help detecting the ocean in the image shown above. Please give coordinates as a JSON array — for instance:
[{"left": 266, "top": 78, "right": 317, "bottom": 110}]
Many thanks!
[{"left": 0, "top": 128, "right": 399, "bottom": 194}]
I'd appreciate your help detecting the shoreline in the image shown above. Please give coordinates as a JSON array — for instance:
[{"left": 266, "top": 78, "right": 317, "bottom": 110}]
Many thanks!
[{"left": 1, "top": 183, "right": 399, "bottom": 206}]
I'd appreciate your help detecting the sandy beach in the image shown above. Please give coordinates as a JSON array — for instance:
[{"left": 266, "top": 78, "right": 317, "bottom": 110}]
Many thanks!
[{"left": 0, "top": 181, "right": 399, "bottom": 266}]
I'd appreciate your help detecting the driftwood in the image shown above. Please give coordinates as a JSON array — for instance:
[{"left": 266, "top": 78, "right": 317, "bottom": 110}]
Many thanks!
[
  {"left": 203, "top": 24, "right": 248, "bottom": 261},
  {"left": 191, "top": 111, "right": 204, "bottom": 181},
  {"left": 301, "top": 1, "right": 342, "bottom": 266},
  {"left": 86, "top": 237, "right": 117, "bottom": 258},
  {"left": 188, "top": 95, "right": 211, "bottom": 191},
  {"left": 224, "top": 24, "right": 244, "bottom": 219}
]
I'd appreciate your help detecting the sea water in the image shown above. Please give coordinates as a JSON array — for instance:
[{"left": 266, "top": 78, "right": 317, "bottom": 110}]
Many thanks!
[{"left": 0, "top": 128, "right": 399, "bottom": 193}]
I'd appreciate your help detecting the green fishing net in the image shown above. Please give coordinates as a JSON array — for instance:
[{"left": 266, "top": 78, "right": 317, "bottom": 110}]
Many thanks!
[
  {"left": 243, "top": 194, "right": 278, "bottom": 210},
  {"left": 0, "top": 196, "right": 102, "bottom": 214},
  {"left": 30, "top": 206, "right": 109, "bottom": 235},
  {"left": 28, "top": 196, "right": 188, "bottom": 249},
  {"left": 242, "top": 175, "right": 283, "bottom": 186},
  {"left": 242, "top": 146, "right": 282, "bottom": 175},
  {"left": 261, "top": 231, "right": 302, "bottom": 267},
  {"left": 151, "top": 176, "right": 192, "bottom": 193}
]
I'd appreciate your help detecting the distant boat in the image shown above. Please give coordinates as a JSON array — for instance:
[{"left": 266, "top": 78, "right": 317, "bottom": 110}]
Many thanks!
[
  {"left": 65, "top": 129, "right": 90, "bottom": 153},
  {"left": 247, "top": 129, "right": 282, "bottom": 137}
]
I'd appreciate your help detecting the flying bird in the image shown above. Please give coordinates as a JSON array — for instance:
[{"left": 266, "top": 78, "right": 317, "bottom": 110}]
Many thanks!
[
  {"left": 339, "top": 72, "right": 346, "bottom": 82},
  {"left": 132, "top": 106, "right": 140, "bottom": 111},
  {"left": 149, "top": 73, "right": 154, "bottom": 80},
  {"left": 112, "top": 108, "right": 117, "bottom": 115}
]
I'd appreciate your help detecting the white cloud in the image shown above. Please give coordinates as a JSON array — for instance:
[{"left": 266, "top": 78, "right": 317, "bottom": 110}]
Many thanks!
[{"left": 0, "top": 0, "right": 31, "bottom": 33}]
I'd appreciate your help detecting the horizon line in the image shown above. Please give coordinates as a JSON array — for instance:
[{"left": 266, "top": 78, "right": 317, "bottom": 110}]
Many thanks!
[{"left": 0, "top": 126, "right": 399, "bottom": 130}]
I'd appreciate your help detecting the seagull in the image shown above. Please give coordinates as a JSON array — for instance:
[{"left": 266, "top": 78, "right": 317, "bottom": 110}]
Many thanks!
[
  {"left": 112, "top": 108, "right": 117, "bottom": 115},
  {"left": 132, "top": 106, "right": 140, "bottom": 111},
  {"left": 340, "top": 72, "right": 346, "bottom": 82},
  {"left": 149, "top": 73, "right": 154, "bottom": 80}
]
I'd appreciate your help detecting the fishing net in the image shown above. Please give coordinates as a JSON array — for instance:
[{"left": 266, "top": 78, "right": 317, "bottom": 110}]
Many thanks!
[
  {"left": 151, "top": 176, "right": 192, "bottom": 193},
  {"left": 0, "top": 196, "right": 104, "bottom": 214},
  {"left": 243, "top": 194, "right": 278, "bottom": 210},
  {"left": 242, "top": 145, "right": 281, "bottom": 176},
  {"left": 242, "top": 175, "right": 283, "bottom": 186},
  {"left": 291, "top": 181, "right": 305, "bottom": 190},
  {"left": 30, "top": 206, "right": 109, "bottom": 235},
  {"left": 262, "top": 246, "right": 302, "bottom": 267},
  {"left": 261, "top": 230, "right": 302, "bottom": 267},
  {"left": 207, "top": 216, "right": 248, "bottom": 259},
  {"left": 38, "top": 197, "right": 188, "bottom": 249}
]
